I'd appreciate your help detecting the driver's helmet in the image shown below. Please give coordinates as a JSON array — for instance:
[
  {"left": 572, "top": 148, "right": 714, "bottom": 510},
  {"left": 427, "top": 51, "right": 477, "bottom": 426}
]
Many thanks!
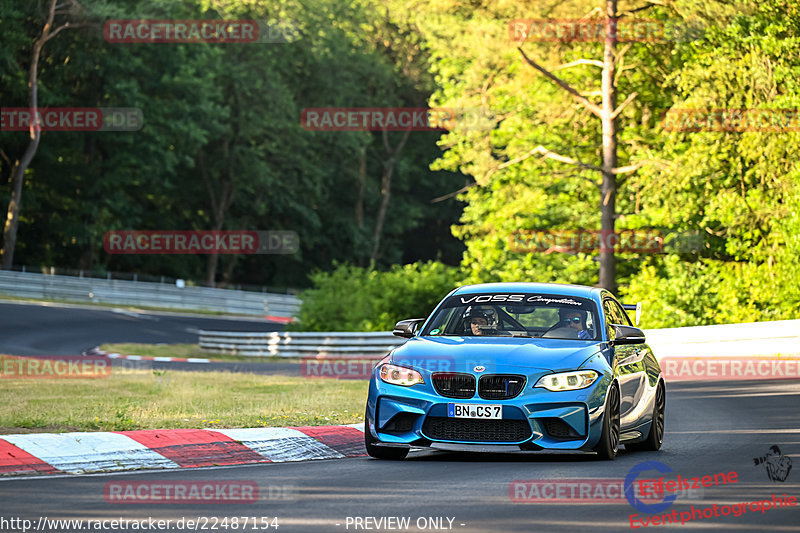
[
  {"left": 558, "top": 307, "right": 587, "bottom": 326},
  {"left": 463, "top": 306, "right": 497, "bottom": 333}
]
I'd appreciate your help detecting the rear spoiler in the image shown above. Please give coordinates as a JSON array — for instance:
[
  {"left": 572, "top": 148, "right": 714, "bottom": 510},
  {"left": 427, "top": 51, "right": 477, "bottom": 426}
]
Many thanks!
[{"left": 622, "top": 302, "right": 642, "bottom": 326}]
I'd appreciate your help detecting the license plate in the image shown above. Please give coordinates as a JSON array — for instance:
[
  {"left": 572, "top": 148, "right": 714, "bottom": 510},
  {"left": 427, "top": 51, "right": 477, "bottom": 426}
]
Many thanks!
[{"left": 447, "top": 403, "right": 502, "bottom": 419}]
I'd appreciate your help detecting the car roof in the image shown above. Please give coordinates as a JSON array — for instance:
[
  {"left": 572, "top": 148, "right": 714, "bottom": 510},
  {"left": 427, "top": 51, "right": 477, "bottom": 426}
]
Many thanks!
[{"left": 452, "top": 282, "right": 603, "bottom": 300}]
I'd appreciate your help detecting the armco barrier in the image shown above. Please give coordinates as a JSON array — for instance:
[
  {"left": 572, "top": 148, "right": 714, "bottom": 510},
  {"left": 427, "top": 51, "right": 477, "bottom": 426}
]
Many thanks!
[
  {"left": 199, "top": 319, "right": 800, "bottom": 358},
  {"left": 645, "top": 319, "right": 800, "bottom": 358},
  {"left": 0, "top": 270, "right": 300, "bottom": 317},
  {"left": 199, "top": 331, "right": 402, "bottom": 357}
]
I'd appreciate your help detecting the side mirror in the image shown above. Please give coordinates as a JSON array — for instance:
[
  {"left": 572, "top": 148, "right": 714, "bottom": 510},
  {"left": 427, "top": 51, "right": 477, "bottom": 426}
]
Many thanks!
[
  {"left": 392, "top": 318, "right": 425, "bottom": 339},
  {"left": 611, "top": 324, "right": 646, "bottom": 345}
]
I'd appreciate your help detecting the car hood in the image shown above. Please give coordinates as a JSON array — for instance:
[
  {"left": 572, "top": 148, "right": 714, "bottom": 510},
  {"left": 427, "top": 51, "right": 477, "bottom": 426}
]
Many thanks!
[{"left": 391, "top": 336, "right": 601, "bottom": 374}]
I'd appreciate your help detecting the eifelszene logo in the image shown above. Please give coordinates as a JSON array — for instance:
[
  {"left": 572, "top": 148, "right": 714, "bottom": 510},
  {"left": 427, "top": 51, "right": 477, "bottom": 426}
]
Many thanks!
[{"left": 625, "top": 461, "right": 677, "bottom": 514}]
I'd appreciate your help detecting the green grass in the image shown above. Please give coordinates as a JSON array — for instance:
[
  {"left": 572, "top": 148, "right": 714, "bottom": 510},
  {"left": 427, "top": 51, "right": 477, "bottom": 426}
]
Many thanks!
[
  {"left": 0, "top": 367, "right": 367, "bottom": 434},
  {"left": 100, "top": 343, "right": 303, "bottom": 363}
]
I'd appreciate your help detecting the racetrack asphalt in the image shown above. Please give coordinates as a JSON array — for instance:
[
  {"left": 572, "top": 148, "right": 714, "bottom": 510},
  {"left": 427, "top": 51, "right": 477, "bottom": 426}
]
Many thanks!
[
  {"left": 0, "top": 300, "right": 300, "bottom": 375},
  {"left": 1, "top": 379, "right": 798, "bottom": 532}
]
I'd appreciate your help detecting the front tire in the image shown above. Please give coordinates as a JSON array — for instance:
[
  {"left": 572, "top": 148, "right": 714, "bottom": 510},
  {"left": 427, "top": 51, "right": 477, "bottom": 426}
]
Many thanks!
[
  {"left": 364, "top": 410, "right": 409, "bottom": 460},
  {"left": 626, "top": 381, "right": 665, "bottom": 452},
  {"left": 593, "top": 384, "right": 619, "bottom": 460}
]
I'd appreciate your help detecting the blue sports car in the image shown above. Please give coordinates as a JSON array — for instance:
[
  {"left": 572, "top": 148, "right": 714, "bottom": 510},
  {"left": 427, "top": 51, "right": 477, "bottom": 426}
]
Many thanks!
[{"left": 364, "top": 282, "right": 665, "bottom": 460}]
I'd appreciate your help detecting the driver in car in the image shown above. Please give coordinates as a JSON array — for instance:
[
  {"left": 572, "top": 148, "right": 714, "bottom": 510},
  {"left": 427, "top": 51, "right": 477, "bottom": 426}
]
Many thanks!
[
  {"left": 464, "top": 307, "right": 496, "bottom": 336},
  {"left": 561, "top": 308, "right": 593, "bottom": 340}
]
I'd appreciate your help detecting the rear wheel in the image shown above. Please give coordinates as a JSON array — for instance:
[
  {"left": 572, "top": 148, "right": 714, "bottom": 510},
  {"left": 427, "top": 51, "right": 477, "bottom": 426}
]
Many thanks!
[
  {"left": 593, "top": 384, "right": 619, "bottom": 460},
  {"left": 626, "top": 381, "right": 665, "bottom": 452},
  {"left": 364, "top": 409, "right": 409, "bottom": 460}
]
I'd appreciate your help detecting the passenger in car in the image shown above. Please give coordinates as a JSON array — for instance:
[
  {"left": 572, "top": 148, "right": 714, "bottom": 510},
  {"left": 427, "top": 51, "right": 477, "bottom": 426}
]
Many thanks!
[{"left": 560, "top": 309, "right": 593, "bottom": 340}]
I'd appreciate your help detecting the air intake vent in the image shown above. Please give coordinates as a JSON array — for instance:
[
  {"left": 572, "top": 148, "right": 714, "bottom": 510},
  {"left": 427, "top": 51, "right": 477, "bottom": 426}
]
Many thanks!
[
  {"left": 383, "top": 413, "right": 418, "bottom": 433},
  {"left": 422, "top": 417, "right": 532, "bottom": 443},
  {"left": 431, "top": 373, "right": 476, "bottom": 399},
  {"left": 478, "top": 374, "right": 526, "bottom": 400},
  {"left": 542, "top": 418, "right": 581, "bottom": 439}
]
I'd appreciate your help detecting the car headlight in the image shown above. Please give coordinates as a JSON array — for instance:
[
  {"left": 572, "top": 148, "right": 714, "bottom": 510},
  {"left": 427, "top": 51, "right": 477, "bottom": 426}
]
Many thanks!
[
  {"left": 534, "top": 370, "right": 598, "bottom": 391},
  {"left": 379, "top": 363, "right": 424, "bottom": 386}
]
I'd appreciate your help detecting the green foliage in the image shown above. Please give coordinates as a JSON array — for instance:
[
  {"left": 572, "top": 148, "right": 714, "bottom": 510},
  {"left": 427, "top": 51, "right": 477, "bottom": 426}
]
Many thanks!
[
  {"left": 406, "top": 0, "right": 683, "bottom": 291},
  {"left": 0, "top": 0, "right": 465, "bottom": 287},
  {"left": 622, "top": 250, "right": 800, "bottom": 329},
  {"left": 403, "top": 0, "right": 800, "bottom": 327},
  {"left": 291, "top": 262, "right": 461, "bottom": 331},
  {"left": 621, "top": 0, "right": 800, "bottom": 326},
  {"left": 3, "top": 0, "right": 799, "bottom": 328}
]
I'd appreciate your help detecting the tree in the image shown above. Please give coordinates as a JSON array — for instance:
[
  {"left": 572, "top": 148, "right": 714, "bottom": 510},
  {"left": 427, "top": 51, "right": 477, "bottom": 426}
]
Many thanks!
[
  {"left": 512, "top": 0, "right": 659, "bottom": 294},
  {"left": 1, "top": 0, "right": 88, "bottom": 269},
  {"left": 371, "top": 129, "right": 411, "bottom": 261},
  {"left": 1, "top": 0, "right": 466, "bottom": 287},
  {"left": 405, "top": 0, "right": 672, "bottom": 292},
  {"left": 621, "top": 0, "right": 800, "bottom": 325}
]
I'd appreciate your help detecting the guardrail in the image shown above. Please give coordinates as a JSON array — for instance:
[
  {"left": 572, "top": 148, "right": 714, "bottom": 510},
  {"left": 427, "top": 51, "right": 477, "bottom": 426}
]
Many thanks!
[
  {"left": 644, "top": 319, "right": 800, "bottom": 358},
  {"left": 199, "top": 331, "right": 402, "bottom": 357},
  {"left": 0, "top": 270, "right": 301, "bottom": 317},
  {"left": 199, "top": 319, "right": 800, "bottom": 358}
]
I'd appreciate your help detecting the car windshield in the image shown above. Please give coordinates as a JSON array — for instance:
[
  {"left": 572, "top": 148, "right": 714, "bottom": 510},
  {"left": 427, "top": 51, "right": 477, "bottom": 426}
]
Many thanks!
[{"left": 421, "top": 293, "right": 600, "bottom": 340}]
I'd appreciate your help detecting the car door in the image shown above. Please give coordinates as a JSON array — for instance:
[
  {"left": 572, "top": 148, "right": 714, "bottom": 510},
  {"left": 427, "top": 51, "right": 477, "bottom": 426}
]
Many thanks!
[{"left": 604, "top": 298, "right": 644, "bottom": 430}]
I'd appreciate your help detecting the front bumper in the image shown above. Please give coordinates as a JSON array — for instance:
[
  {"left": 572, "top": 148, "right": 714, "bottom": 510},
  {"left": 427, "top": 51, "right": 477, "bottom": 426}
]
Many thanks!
[{"left": 366, "top": 367, "right": 612, "bottom": 451}]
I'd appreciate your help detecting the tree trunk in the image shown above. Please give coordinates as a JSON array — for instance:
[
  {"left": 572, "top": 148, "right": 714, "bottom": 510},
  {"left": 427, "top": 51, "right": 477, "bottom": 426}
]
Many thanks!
[
  {"left": 516, "top": 0, "right": 630, "bottom": 293},
  {"left": 371, "top": 164, "right": 394, "bottom": 262},
  {"left": 205, "top": 250, "right": 221, "bottom": 287},
  {"left": 599, "top": 0, "right": 619, "bottom": 295},
  {"left": 219, "top": 212, "right": 253, "bottom": 286},
  {"left": 197, "top": 147, "right": 233, "bottom": 287},
  {"left": 355, "top": 146, "right": 366, "bottom": 229},
  {"left": 1, "top": 5, "right": 50, "bottom": 269},
  {"left": 1, "top": 0, "right": 82, "bottom": 269},
  {"left": 370, "top": 129, "right": 410, "bottom": 262},
  {"left": 355, "top": 146, "right": 369, "bottom": 267},
  {"left": 1, "top": 154, "right": 32, "bottom": 269}
]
